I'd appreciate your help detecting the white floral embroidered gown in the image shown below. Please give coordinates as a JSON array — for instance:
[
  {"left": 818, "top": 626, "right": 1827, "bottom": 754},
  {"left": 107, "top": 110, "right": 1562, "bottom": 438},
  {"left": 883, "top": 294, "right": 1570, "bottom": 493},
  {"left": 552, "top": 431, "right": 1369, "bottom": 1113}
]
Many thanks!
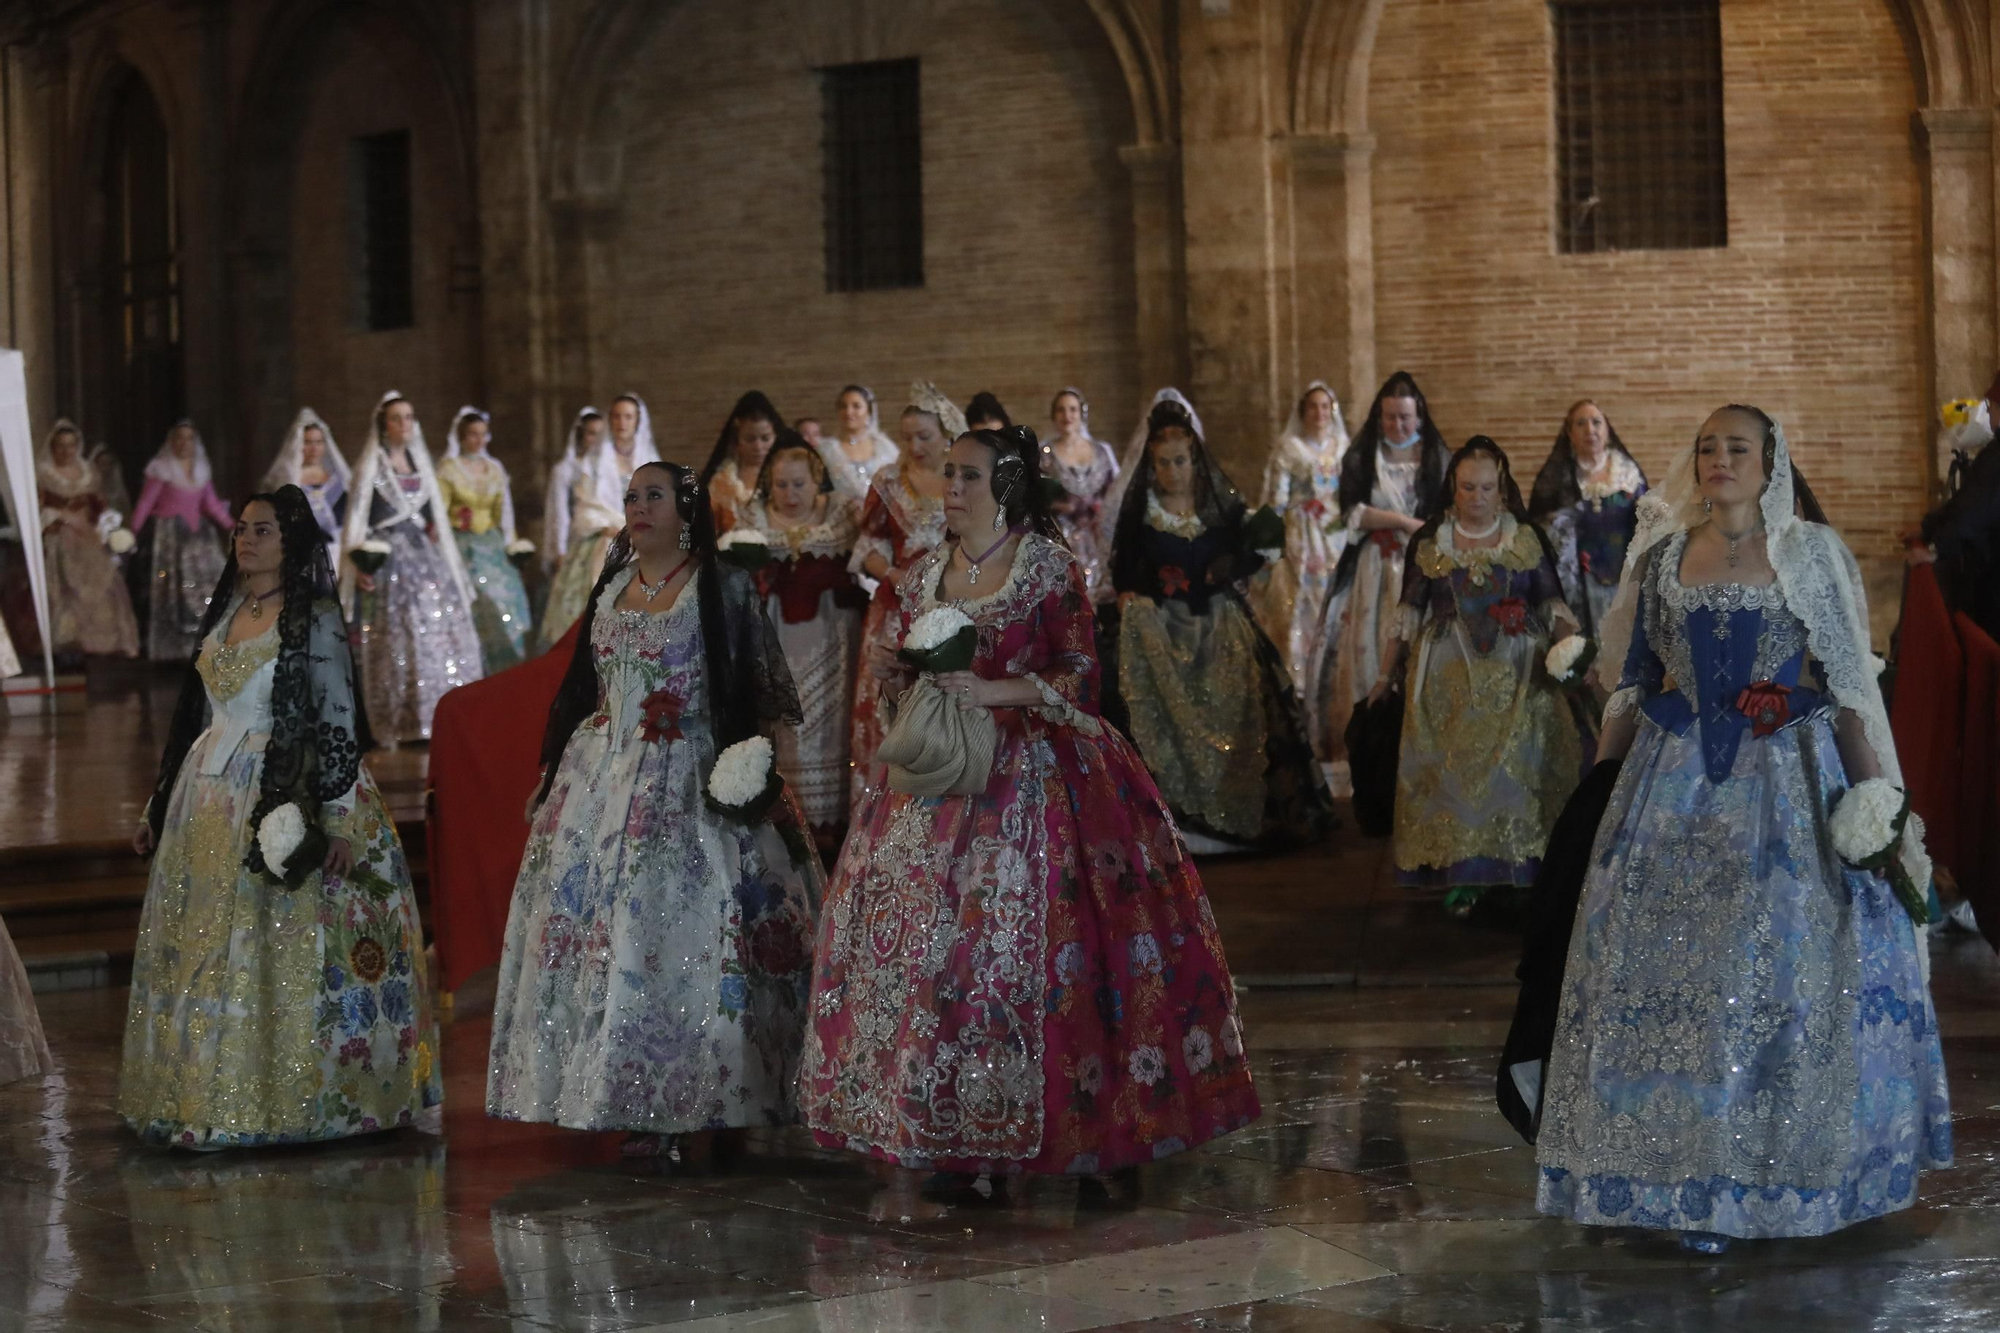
[{"left": 486, "top": 568, "right": 821, "bottom": 1133}]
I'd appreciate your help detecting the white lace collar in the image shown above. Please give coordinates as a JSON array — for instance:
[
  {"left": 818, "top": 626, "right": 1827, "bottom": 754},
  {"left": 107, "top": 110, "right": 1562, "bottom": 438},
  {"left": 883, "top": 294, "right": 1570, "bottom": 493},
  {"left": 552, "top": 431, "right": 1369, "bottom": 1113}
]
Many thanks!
[
  {"left": 1145, "top": 490, "right": 1204, "bottom": 539},
  {"left": 1576, "top": 451, "right": 1644, "bottom": 501}
]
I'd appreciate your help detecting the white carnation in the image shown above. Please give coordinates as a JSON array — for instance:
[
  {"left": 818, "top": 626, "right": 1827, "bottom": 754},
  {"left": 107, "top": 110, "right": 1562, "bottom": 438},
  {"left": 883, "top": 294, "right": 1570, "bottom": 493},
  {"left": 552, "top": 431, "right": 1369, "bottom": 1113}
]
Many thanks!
[
  {"left": 1546, "top": 635, "right": 1589, "bottom": 677},
  {"left": 716, "top": 530, "right": 768, "bottom": 551},
  {"left": 106, "top": 528, "right": 136, "bottom": 555},
  {"left": 505, "top": 538, "right": 536, "bottom": 556},
  {"left": 359, "top": 539, "right": 392, "bottom": 556},
  {"left": 1871, "top": 653, "right": 1888, "bottom": 678},
  {"left": 1255, "top": 547, "right": 1284, "bottom": 563},
  {"left": 1829, "top": 778, "right": 1905, "bottom": 864},
  {"left": 256, "top": 802, "right": 308, "bottom": 872},
  {"left": 905, "top": 606, "right": 974, "bottom": 653},
  {"left": 708, "top": 736, "right": 775, "bottom": 807},
  {"left": 96, "top": 509, "right": 123, "bottom": 539}
]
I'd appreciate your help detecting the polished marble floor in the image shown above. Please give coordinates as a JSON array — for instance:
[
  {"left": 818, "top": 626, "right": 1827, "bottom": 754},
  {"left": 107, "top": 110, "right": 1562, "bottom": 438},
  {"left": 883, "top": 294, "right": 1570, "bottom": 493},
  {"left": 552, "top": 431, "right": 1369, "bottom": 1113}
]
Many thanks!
[{"left": 7, "top": 912, "right": 2000, "bottom": 1333}]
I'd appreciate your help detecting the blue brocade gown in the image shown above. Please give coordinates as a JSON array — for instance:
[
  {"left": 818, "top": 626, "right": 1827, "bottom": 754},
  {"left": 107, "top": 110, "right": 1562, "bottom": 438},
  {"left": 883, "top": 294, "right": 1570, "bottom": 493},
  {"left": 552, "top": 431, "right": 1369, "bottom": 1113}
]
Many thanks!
[{"left": 1535, "top": 532, "right": 1951, "bottom": 1238}]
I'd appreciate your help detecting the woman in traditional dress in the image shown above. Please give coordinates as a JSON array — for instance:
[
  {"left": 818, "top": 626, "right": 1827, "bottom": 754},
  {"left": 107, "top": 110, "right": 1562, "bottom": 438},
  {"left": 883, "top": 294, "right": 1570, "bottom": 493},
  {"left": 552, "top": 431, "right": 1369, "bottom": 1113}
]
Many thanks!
[
  {"left": 699, "top": 391, "right": 783, "bottom": 533},
  {"left": 1041, "top": 387, "right": 1120, "bottom": 603},
  {"left": 1251, "top": 381, "right": 1350, "bottom": 698},
  {"left": 541, "top": 394, "right": 658, "bottom": 648},
  {"left": 487, "top": 461, "right": 819, "bottom": 1157},
  {"left": 1102, "top": 396, "right": 1333, "bottom": 852},
  {"left": 1537, "top": 405, "right": 1951, "bottom": 1252},
  {"left": 36, "top": 419, "right": 140, "bottom": 658},
  {"left": 802, "top": 424, "right": 1261, "bottom": 1198},
  {"left": 339, "top": 392, "right": 484, "bottom": 743},
  {"left": 131, "top": 421, "right": 233, "bottom": 661},
  {"left": 436, "top": 406, "right": 535, "bottom": 672},
  {"left": 122, "top": 485, "right": 441, "bottom": 1148},
  {"left": 260, "top": 409, "right": 350, "bottom": 573},
  {"left": 818, "top": 384, "right": 901, "bottom": 501},
  {"left": 1370, "top": 437, "right": 1585, "bottom": 907},
  {"left": 846, "top": 383, "right": 952, "bottom": 816},
  {"left": 736, "top": 434, "right": 866, "bottom": 856},
  {"left": 1310, "top": 371, "right": 1451, "bottom": 763},
  {"left": 1528, "top": 400, "right": 1648, "bottom": 635}
]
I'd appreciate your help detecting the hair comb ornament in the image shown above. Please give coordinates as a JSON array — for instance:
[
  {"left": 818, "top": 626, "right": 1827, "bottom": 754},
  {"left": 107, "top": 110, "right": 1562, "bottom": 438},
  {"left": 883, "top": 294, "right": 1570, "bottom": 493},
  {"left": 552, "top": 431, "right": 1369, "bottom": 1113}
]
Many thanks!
[{"left": 909, "top": 381, "right": 969, "bottom": 438}]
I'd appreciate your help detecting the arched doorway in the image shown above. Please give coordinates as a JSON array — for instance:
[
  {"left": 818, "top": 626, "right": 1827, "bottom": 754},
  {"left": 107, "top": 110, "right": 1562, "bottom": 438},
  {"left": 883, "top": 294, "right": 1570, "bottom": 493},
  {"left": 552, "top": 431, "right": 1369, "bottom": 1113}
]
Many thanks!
[{"left": 96, "top": 70, "right": 182, "bottom": 480}]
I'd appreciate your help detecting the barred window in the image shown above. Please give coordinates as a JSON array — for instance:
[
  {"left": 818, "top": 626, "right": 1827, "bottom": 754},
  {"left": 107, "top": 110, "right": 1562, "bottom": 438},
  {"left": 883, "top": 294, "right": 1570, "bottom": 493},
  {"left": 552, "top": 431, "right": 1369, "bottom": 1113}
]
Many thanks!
[
  {"left": 1552, "top": 1, "right": 1726, "bottom": 254},
  {"left": 821, "top": 59, "right": 923, "bottom": 292},
  {"left": 351, "top": 129, "right": 414, "bottom": 330}
]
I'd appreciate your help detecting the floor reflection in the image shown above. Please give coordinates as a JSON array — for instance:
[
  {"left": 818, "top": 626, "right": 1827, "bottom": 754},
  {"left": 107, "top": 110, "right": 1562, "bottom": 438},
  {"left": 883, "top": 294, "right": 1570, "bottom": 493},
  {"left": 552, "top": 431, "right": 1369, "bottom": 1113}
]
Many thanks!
[{"left": 4, "top": 925, "right": 1998, "bottom": 1329}]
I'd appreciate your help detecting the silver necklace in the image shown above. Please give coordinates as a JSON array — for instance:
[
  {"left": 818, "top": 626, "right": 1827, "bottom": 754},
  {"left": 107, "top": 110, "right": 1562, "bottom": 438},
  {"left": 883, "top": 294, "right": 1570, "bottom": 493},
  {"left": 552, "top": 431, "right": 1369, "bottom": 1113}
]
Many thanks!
[{"left": 1718, "top": 521, "right": 1763, "bottom": 568}]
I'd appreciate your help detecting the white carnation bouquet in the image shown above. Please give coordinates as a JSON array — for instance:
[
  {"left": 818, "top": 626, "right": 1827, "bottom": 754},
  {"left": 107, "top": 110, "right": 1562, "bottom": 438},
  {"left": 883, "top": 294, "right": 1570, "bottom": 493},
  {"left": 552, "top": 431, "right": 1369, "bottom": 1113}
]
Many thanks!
[
  {"left": 1543, "top": 634, "right": 1597, "bottom": 690},
  {"left": 1829, "top": 778, "right": 1931, "bottom": 925},
  {"left": 253, "top": 801, "right": 328, "bottom": 888},
  {"left": 705, "top": 735, "right": 783, "bottom": 822},
  {"left": 505, "top": 537, "right": 537, "bottom": 567},
  {"left": 349, "top": 538, "right": 392, "bottom": 575},
  {"left": 715, "top": 528, "right": 772, "bottom": 572},
  {"left": 899, "top": 606, "right": 977, "bottom": 674}
]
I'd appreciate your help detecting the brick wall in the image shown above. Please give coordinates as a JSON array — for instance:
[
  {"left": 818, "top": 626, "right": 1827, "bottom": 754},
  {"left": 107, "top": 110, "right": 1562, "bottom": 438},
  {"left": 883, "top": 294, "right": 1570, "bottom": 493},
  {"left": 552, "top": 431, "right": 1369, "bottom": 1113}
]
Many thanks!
[
  {"left": 1368, "top": 0, "right": 1927, "bottom": 568},
  {"left": 583, "top": 0, "right": 1141, "bottom": 464},
  {"left": 285, "top": 17, "right": 482, "bottom": 480}
]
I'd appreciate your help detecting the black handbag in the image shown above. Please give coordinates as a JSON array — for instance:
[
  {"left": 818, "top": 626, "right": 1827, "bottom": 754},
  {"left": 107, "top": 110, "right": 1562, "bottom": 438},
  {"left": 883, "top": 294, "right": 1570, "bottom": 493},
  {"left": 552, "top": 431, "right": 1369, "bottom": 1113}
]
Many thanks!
[{"left": 1343, "top": 691, "right": 1404, "bottom": 838}]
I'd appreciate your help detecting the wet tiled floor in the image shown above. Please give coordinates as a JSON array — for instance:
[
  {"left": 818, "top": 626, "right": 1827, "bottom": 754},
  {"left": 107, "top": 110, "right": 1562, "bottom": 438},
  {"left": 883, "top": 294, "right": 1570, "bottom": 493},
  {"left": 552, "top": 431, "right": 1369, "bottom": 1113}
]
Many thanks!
[{"left": 6, "top": 904, "right": 2000, "bottom": 1330}]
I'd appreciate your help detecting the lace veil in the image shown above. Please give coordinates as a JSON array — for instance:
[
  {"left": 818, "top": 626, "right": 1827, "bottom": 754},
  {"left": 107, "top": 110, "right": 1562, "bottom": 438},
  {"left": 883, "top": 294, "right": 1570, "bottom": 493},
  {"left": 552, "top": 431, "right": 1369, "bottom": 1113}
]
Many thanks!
[
  {"left": 337, "top": 391, "right": 476, "bottom": 614},
  {"left": 1105, "top": 387, "right": 1205, "bottom": 528},
  {"left": 143, "top": 421, "right": 214, "bottom": 491},
  {"left": 261, "top": 408, "right": 351, "bottom": 493}
]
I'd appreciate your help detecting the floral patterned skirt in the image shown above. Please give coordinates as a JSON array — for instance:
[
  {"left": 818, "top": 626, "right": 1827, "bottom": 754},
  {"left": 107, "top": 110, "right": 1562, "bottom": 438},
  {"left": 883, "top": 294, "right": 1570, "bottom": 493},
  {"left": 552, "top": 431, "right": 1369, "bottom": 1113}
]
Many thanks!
[
  {"left": 1393, "top": 628, "right": 1587, "bottom": 888},
  {"left": 143, "top": 519, "right": 226, "bottom": 662},
  {"left": 354, "top": 523, "right": 484, "bottom": 742},
  {"left": 539, "top": 530, "right": 612, "bottom": 652},
  {"left": 117, "top": 740, "right": 441, "bottom": 1149},
  {"left": 1535, "top": 713, "right": 1952, "bottom": 1237},
  {"left": 44, "top": 520, "right": 139, "bottom": 657},
  {"left": 800, "top": 716, "right": 1261, "bottom": 1174},
  {"left": 454, "top": 527, "right": 534, "bottom": 673},
  {"left": 486, "top": 720, "right": 821, "bottom": 1134},
  {"left": 847, "top": 586, "right": 901, "bottom": 820}
]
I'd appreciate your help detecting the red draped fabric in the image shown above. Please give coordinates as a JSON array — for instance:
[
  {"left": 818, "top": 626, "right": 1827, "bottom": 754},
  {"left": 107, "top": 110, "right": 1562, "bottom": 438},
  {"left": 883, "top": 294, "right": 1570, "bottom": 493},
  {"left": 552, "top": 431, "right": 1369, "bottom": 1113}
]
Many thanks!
[
  {"left": 427, "top": 626, "right": 577, "bottom": 990},
  {"left": 1954, "top": 611, "right": 2000, "bottom": 947},
  {"left": 1890, "top": 565, "right": 1966, "bottom": 881}
]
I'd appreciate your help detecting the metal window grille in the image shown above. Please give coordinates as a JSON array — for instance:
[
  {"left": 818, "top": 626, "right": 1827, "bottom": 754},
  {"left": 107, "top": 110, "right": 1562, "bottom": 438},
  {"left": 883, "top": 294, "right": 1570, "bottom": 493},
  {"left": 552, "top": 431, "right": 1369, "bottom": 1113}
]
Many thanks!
[
  {"left": 822, "top": 59, "right": 923, "bottom": 292},
  {"left": 1553, "top": 0, "right": 1726, "bottom": 254},
  {"left": 352, "top": 130, "right": 415, "bottom": 330}
]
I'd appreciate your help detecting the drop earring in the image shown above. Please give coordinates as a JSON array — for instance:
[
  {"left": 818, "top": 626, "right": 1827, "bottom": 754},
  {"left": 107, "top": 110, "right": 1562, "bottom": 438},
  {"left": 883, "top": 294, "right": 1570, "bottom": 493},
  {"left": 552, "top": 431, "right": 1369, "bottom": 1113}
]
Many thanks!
[
  {"left": 992, "top": 506, "right": 1006, "bottom": 532},
  {"left": 1703, "top": 497, "right": 1713, "bottom": 515},
  {"left": 678, "top": 521, "right": 693, "bottom": 550}
]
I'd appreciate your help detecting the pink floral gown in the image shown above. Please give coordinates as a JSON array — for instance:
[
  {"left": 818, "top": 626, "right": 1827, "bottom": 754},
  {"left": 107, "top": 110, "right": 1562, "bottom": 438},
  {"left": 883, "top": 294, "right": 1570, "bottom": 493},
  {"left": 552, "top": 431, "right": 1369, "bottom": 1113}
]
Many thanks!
[{"left": 801, "top": 533, "right": 1260, "bottom": 1174}]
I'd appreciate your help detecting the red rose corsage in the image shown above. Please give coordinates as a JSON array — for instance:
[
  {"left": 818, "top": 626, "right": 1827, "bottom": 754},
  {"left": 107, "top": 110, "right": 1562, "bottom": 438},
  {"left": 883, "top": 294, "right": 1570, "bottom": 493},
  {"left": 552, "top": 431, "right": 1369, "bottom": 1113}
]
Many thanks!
[
  {"left": 1370, "top": 529, "right": 1404, "bottom": 556},
  {"left": 1487, "top": 597, "right": 1530, "bottom": 635},
  {"left": 1160, "top": 565, "right": 1191, "bottom": 596},
  {"left": 1735, "top": 680, "right": 1793, "bottom": 737},
  {"left": 639, "top": 687, "right": 686, "bottom": 743}
]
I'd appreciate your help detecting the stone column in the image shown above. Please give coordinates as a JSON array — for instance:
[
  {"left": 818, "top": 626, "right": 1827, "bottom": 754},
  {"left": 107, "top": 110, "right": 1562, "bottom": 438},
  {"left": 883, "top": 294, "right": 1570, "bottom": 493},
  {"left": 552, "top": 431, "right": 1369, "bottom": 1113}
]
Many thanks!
[
  {"left": 1284, "top": 130, "right": 1375, "bottom": 420},
  {"left": 1917, "top": 106, "right": 1997, "bottom": 486},
  {"left": 1119, "top": 142, "right": 1188, "bottom": 400},
  {"left": 1174, "top": 0, "right": 1282, "bottom": 477}
]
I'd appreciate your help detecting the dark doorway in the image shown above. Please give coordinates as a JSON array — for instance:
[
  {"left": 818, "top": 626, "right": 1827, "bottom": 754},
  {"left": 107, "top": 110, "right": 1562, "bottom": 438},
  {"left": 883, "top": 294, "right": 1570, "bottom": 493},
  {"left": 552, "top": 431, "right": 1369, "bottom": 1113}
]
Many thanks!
[{"left": 98, "top": 73, "right": 182, "bottom": 480}]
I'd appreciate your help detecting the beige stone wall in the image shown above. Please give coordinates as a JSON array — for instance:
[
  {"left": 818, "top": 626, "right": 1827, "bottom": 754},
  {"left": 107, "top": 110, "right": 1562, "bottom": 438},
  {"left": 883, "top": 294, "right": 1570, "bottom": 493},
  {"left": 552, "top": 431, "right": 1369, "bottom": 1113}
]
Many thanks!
[
  {"left": 1368, "top": 0, "right": 1928, "bottom": 561},
  {"left": 578, "top": 0, "right": 1140, "bottom": 465}
]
